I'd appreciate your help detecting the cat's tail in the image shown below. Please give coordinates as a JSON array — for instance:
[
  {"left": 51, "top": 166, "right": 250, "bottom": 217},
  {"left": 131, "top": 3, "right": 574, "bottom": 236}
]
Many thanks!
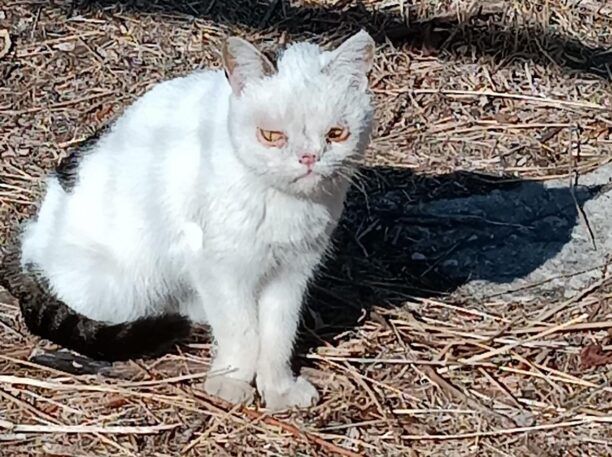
[{"left": 0, "top": 242, "right": 191, "bottom": 362}]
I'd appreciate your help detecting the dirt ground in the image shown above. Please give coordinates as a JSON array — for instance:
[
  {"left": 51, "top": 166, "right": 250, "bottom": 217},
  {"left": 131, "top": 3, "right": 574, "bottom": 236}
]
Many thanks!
[{"left": 1, "top": 1, "right": 611, "bottom": 456}]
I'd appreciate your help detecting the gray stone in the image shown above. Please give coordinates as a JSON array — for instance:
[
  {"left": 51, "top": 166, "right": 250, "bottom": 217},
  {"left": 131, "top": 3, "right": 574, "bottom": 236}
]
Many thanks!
[{"left": 433, "top": 164, "right": 611, "bottom": 300}]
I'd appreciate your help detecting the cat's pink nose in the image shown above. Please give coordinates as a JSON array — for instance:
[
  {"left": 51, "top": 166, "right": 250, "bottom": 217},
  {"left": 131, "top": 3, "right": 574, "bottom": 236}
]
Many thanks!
[{"left": 299, "top": 153, "right": 318, "bottom": 167}]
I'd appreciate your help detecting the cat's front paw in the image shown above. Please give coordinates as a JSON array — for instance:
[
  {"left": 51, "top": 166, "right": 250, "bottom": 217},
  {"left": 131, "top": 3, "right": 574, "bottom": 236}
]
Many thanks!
[
  {"left": 258, "top": 375, "right": 319, "bottom": 411},
  {"left": 204, "top": 375, "right": 255, "bottom": 405}
]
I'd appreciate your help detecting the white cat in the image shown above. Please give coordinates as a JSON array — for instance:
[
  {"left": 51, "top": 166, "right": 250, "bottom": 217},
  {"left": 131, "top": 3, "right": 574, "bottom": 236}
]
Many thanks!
[{"left": 5, "top": 31, "right": 375, "bottom": 410}]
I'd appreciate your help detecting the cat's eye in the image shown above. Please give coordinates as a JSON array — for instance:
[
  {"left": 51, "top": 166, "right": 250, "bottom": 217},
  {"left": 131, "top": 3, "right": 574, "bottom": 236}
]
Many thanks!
[
  {"left": 326, "top": 127, "right": 350, "bottom": 143},
  {"left": 257, "top": 128, "right": 286, "bottom": 147}
]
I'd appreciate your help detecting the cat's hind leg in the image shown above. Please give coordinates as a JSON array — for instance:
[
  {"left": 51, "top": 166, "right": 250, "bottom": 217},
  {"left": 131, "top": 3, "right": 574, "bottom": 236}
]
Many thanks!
[{"left": 178, "top": 293, "right": 207, "bottom": 324}]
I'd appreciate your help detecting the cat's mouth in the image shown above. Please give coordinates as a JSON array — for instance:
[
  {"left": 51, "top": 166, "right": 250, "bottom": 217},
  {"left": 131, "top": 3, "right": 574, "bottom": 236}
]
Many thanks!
[{"left": 292, "top": 170, "right": 316, "bottom": 183}]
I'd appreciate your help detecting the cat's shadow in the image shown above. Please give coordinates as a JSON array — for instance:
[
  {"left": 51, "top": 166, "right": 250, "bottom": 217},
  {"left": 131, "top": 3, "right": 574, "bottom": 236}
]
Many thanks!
[{"left": 299, "top": 166, "right": 601, "bottom": 353}]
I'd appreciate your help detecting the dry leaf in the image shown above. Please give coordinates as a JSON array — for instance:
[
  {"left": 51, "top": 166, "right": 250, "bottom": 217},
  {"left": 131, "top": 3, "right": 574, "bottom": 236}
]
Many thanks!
[{"left": 580, "top": 344, "right": 612, "bottom": 370}]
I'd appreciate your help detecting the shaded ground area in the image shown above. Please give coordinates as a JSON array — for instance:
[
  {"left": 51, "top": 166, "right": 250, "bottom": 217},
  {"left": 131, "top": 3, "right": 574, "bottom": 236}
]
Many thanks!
[
  {"left": 313, "top": 164, "right": 611, "bottom": 313},
  {"left": 1, "top": 1, "right": 611, "bottom": 456}
]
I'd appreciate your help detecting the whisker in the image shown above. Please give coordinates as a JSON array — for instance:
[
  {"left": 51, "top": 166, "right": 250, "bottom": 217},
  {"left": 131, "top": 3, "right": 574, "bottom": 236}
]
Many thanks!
[{"left": 335, "top": 169, "right": 371, "bottom": 213}]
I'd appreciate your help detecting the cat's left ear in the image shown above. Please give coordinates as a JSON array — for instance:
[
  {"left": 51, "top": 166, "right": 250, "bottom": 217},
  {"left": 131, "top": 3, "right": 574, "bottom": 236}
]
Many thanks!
[
  {"left": 222, "top": 37, "right": 276, "bottom": 96},
  {"left": 324, "top": 30, "right": 375, "bottom": 90}
]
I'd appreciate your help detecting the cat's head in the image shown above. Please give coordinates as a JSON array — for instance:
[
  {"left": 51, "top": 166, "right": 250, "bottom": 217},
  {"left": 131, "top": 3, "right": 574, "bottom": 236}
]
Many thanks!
[{"left": 223, "top": 31, "right": 375, "bottom": 196}]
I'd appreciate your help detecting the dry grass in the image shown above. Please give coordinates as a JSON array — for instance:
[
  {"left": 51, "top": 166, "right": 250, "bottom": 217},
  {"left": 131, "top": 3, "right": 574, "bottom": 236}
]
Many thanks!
[{"left": 1, "top": 1, "right": 611, "bottom": 455}]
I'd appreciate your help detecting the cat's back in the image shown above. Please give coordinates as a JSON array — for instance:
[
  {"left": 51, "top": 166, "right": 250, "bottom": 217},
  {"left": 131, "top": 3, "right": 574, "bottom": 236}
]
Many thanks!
[
  {"left": 21, "top": 70, "right": 230, "bottom": 270},
  {"left": 113, "top": 69, "right": 229, "bottom": 145},
  {"left": 54, "top": 69, "right": 229, "bottom": 220},
  {"left": 63, "top": 69, "right": 230, "bottom": 211}
]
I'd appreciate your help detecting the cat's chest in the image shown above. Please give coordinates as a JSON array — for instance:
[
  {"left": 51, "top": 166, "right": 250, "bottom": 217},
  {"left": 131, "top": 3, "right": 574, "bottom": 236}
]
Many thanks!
[
  {"left": 205, "top": 190, "right": 333, "bottom": 258},
  {"left": 259, "top": 196, "right": 331, "bottom": 247}
]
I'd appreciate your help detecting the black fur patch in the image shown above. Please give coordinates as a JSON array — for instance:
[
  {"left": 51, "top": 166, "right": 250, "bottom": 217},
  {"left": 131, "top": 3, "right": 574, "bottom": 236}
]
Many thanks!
[
  {"left": 30, "top": 350, "right": 113, "bottom": 375},
  {"left": 54, "top": 126, "right": 109, "bottom": 193},
  {"left": 0, "top": 242, "right": 192, "bottom": 361}
]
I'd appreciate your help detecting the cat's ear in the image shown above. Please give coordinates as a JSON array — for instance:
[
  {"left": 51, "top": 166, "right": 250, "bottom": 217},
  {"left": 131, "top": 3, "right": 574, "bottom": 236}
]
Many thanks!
[
  {"left": 222, "top": 37, "right": 276, "bottom": 95},
  {"left": 324, "top": 30, "right": 375, "bottom": 90}
]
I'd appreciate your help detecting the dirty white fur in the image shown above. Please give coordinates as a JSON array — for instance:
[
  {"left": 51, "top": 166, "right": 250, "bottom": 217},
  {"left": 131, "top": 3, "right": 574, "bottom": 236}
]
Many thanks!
[{"left": 20, "top": 31, "right": 375, "bottom": 410}]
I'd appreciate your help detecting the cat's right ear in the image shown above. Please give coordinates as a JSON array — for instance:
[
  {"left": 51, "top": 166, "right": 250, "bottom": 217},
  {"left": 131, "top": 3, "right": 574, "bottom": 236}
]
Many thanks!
[{"left": 222, "top": 37, "right": 276, "bottom": 96}]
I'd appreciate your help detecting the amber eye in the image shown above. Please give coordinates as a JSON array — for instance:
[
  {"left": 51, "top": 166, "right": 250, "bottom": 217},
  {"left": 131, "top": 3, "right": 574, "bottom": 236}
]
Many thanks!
[
  {"left": 326, "top": 127, "right": 350, "bottom": 143},
  {"left": 257, "top": 128, "right": 286, "bottom": 147}
]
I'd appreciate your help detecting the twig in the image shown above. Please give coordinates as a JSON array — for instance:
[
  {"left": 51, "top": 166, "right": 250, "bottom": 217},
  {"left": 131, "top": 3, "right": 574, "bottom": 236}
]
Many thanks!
[
  {"left": 451, "top": 314, "right": 589, "bottom": 367},
  {"left": 259, "top": 0, "right": 280, "bottom": 27},
  {"left": 0, "top": 91, "right": 115, "bottom": 115},
  {"left": 0, "top": 420, "right": 179, "bottom": 435},
  {"left": 402, "top": 416, "right": 611, "bottom": 440},
  {"left": 568, "top": 125, "right": 597, "bottom": 250},
  {"left": 420, "top": 366, "right": 516, "bottom": 427},
  {"left": 535, "top": 276, "right": 609, "bottom": 323},
  {"left": 405, "top": 89, "right": 610, "bottom": 111},
  {"left": 193, "top": 392, "right": 365, "bottom": 457},
  {"left": 511, "top": 321, "right": 612, "bottom": 334}
]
